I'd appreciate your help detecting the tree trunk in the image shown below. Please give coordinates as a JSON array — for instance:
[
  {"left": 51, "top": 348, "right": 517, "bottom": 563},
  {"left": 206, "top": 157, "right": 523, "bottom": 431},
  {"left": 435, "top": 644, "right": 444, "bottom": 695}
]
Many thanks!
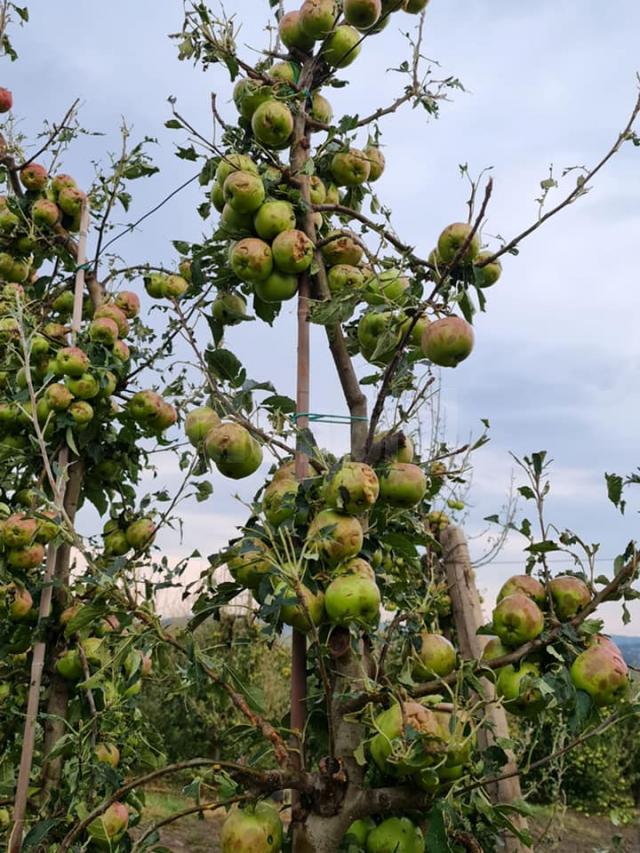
[{"left": 441, "top": 525, "right": 532, "bottom": 853}]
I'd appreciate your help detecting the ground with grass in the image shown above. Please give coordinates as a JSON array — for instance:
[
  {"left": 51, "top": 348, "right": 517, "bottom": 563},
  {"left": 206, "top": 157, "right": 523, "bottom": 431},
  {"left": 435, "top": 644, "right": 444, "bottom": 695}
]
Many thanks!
[{"left": 132, "top": 790, "right": 640, "bottom": 851}]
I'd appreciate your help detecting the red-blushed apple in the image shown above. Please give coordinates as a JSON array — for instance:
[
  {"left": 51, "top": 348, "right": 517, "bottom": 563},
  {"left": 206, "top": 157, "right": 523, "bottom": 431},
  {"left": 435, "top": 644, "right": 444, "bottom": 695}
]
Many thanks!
[
  {"left": 113, "top": 339, "right": 130, "bottom": 363},
  {"left": 228, "top": 537, "right": 272, "bottom": 588},
  {"left": 496, "top": 662, "right": 546, "bottom": 717},
  {"left": 185, "top": 406, "right": 221, "bottom": 446},
  {"left": 0, "top": 87, "right": 13, "bottom": 112},
  {"left": 571, "top": 645, "right": 629, "bottom": 706},
  {"left": 128, "top": 389, "right": 164, "bottom": 424},
  {"left": 412, "top": 633, "right": 457, "bottom": 680},
  {"left": 57, "top": 346, "right": 90, "bottom": 378},
  {"left": 492, "top": 592, "right": 544, "bottom": 648},
  {"left": 251, "top": 100, "right": 295, "bottom": 149},
  {"left": 325, "top": 461, "right": 379, "bottom": 514},
  {"left": 89, "top": 317, "right": 119, "bottom": 347},
  {"left": 87, "top": 802, "right": 129, "bottom": 849},
  {"left": 300, "top": 0, "right": 338, "bottom": 39},
  {"left": 254, "top": 200, "right": 296, "bottom": 241},
  {"left": 263, "top": 477, "right": 299, "bottom": 525},
  {"left": 229, "top": 238, "right": 274, "bottom": 283},
  {"left": 322, "top": 25, "right": 361, "bottom": 67},
  {"left": 437, "top": 222, "right": 480, "bottom": 264},
  {"left": 95, "top": 303, "right": 129, "bottom": 337},
  {"left": 223, "top": 170, "right": 266, "bottom": 214},
  {"left": 114, "top": 290, "right": 140, "bottom": 318},
  {"left": 272, "top": 229, "right": 314, "bottom": 274},
  {"left": 51, "top": 173, "right": 77, "bottom": 198},
  {"left": 330, "top": 149, "right": 371, "bottom": 186},
  {"left": 497, "top": 574, "right": 546, "bottom": 607},
  {"left": 548, "top": 575, "right": 591, "bottom": 620},
  {"left": 58, "top": 186, "right": 86, "bottom": 218},
  {"left": 378, "top": 462, "right": 427, "bottom": 507},
  {"left": 69, "top": 400, "right": 94, "bottom": 427},
  {"left": 421, "top": 315, "right": 474, "bottom": 367},
  {"left": 2, "top": 513, "right": 37, "bottom": 548},
  {"left": 307, "top": 508, "right": 363, "bottom": 564},
  {"left": 220, "top": 802, "right": 283, "bottom": 853},
  {"left": 205, "top": 422, "right": 263, "bottom": 479},
  {"left": 279, "top": 10, "right": 316, "bottom": 51},
  {"left": 370, "top": 701, "right": 444, "bottom": 777},
  {"left": 20, "top": 163, "right": 48, "bottom": 192},
  {"left": 152, "top": 401, "right": 177, "bottom": 431},
  {"left": 2, "top": 583, "right": 33, "bottom": 621},
  {"left": 7, "top": 542, "right": 45, "bottom": 571}
]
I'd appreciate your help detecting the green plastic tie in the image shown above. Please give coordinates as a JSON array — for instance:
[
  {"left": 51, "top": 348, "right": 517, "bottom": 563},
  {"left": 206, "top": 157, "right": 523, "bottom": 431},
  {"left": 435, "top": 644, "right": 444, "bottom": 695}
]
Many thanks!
[{"left": 291, "top": 412, "right": 368, "bottom": 425}]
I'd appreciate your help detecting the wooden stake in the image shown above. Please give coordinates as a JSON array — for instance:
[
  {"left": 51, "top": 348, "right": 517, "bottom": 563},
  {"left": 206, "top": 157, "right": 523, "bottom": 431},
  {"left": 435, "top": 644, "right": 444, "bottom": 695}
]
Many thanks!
[
  {"left": 9, "top": 202, "right": 90, "bottom": 850},
  {"left": 441, "top": 524, "right": 532, "bottom": 853}
]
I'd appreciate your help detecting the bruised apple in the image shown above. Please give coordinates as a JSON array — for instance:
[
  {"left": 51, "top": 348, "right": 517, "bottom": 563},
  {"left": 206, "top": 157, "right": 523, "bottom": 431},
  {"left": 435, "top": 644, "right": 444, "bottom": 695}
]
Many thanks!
[
  {"left": 216, "top": 153, "right": 259, "bottom": 186},
  {"left": 205, "top": 422, "right": 263, "bottom": 479},
  {"left": 365, "top": 145, "right": 386, "bottom": 181},
  {"left": 252, "top": 100, "right": 294, "bottom": 149},
  {"left": 271, "top": 229, "right": 314, "bottom": 274},
  {"left": 367, "top": 817, "right": 425, "bottom": 853},
  {"left": 230, "top": 238, "right": 274, "bottom": 283},
  {"left": 497, "top": 574, "right": 546, "bottom": 607},
  {"left": 421, "top": 316, "right": 474, "bottom": 367},
  {"left": 277, "top": 582, "right": 325, "bottom": 633},
  {"left": 492, "top": 592, "right": 544, "bottom": 648},
  {"left": 374, "top": 431, "right": 414, "bottom": 463},
  {"left": 378, "top": 462, "right": 427, "bottom": 508},
  {"left": 325, "top": 461, "right": 379, "bottom": 514},
  {"left": 548, "top": 575, "right": 591, "bottom": 620},
  {"left": 279, "top": 10, "right": 315, "bottom": 52},
  {"left": 263, "top": 477, "right": 299, "bottom": 525},
  {"left": 228, "top": 538, "right": 272, "bottom": 588},
  {"left": 437, "top": 222, "right": 480, "bottom": 264},
  {"left": 223, "top": 170, "right": 266, "bottom": 214},
  {"left": 307, "top": 509, "right": 363, "bottom": 564},
  {"left": 87, "top": 802, "right": 129, "bottom": 849},
  {"left": 570, "top": 645, "right": 629, "bottom": 706},
  {"left": 370, "top": 701, "right": 445, "bottom": 777},
  {"left": 412, "top": 633, "right": 456, "bottom": 680},
  {"left": 321, "top": 231, "right": 363, "bottom": 267},
  {"left": 95, "top": 743, "right": 120, "bottom": 768},
  {"left": 311, "top": 92, "right": 333, "bottom": 125},
  {"left": 325, "top": 572, "right": 381, "bottom": 627},
  {"left": 185, "top": 406, "right": 221, "bottom": 446},
  {"left": 300, "top": 0, "right": 338, "bottom": 39},
  {"left": 330, "top": 149, "right": 371, "bottom": 186},
  {"left": 254, "top": 200, "right": 296, "bottom": 241},
  {"left": 496, "top": 662, "right": 545, "bottom": 717},
  {"left": 221, "top": 802, "right": 283, "bottom": 853}
]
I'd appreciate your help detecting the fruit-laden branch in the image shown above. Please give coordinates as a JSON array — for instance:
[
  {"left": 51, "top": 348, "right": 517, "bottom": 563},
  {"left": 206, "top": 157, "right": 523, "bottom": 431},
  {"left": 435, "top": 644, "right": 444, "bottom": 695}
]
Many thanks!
[
  {"left": 478, "top": 87, "right": 640, "bottom": 268},
  {"left": 59, "top": 759, "right": 313, "bottom": 851},
  {"left": 343, "top": 552, "right": 639, "bottom": 711},
  {"left": 364, "top": 180, "right": 493, "bottom": 457},
  {"left": 131, "top": 795, "right": 251, "bottom": 851}
]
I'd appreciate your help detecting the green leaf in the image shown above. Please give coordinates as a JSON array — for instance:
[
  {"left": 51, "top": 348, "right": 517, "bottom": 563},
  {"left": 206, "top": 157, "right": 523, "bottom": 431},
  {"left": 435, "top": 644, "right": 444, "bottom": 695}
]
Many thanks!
[
  {"left": 205, "top": 348, "right": 246, "bottom": 387},
  {"left": 23, "top": 820, "right": 61, "bottom": 848},
  {"left": 165, "top": 119, "right": 183, "bottom": 129},
  {"left": 262, "top": 395, "right": 297, "bottom": 414},
  {"left": 526, "top": 540, "right": 559, "bottom": 554},
  {"left": 605, "top": 472, "right": 625, "bottom": 514},
  {"left": 425, "top": 803, "right": 452, "bottom": 853}
]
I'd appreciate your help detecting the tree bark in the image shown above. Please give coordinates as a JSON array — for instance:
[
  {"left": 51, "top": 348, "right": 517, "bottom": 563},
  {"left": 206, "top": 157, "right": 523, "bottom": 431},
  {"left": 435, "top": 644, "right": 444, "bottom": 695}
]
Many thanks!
[{"left": 441, "top": 525, "right": 532, "bottom": 853}]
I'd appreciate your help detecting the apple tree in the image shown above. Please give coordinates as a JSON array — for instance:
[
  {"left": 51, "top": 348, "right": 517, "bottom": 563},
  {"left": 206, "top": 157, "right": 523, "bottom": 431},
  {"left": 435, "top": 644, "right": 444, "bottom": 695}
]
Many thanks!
[{"left": 2, "top": 2, "right": 640, "bottom": 852}]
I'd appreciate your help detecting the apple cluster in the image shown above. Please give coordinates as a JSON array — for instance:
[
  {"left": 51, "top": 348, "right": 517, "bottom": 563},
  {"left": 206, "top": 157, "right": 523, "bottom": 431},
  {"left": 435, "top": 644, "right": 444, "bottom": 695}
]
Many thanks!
[{"left": 486, "top": 574, "right": 630, "bottom": 713}]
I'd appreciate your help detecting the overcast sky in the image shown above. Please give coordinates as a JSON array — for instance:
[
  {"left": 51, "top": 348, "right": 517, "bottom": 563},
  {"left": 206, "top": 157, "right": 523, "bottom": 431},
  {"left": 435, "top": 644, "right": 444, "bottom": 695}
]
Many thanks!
[{"left": 7, "top": 1, "right": 640, "bottom": 631}]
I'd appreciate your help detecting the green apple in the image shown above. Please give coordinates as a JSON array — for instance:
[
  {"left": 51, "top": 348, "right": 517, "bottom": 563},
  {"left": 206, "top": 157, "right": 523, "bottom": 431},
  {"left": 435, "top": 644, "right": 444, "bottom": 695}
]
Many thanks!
[
  {"left": 307, "top": 509, "right": 363, "bottom": 565},
  {"left": 412, "top": 633, "right": 456, "bottom": 680},
  {"left": 571, "top": 645, "right": 629, "bottom": 707},
  {"left": 205, "top": 422, "right": 263, "bottom": 479},
  {"left": 223, "top": 170, "right": 266, "bottom": 214},
  {"left": 330, "top": 149, "right": 371, "bottom": 186},
  {"left": 220, "top": 802, "right": 283, "bottom": 853},
  {"left": 496, "top": 662, "right": 545, "bottom": 717},
  {"left": 322, "top": 25, "right": 361, "bottom": 68},
  {"left": 254, "top": 200, "right": 296, "bottom": 241},
  {"left": 325, "top": 572, "right": 381, "bottom": 627},
  {"left": 229, "top": 238, "right": 274, "bottom": 283},
  {"left": 421, "top": 316, "right": 474, "bottom": 367},
  {"left": 378, "top": 462, "right": 427, "bottom": 508},
  {"left": 492, "top": 592, "right": 544, "bottom": 648},
  {"left": 255, "top": 271, "right": 298, "bottom": 302},
  {"left": 548, "top": 575, "right": 591, "bottom": 620},
  {"left": 437, "top": 222, "right": 480, "bottom": 264},
  {"left": 251, "top": 100, "right": 294, "bottom": 149},
  {"left": 228, "top": 538, "right": 272, "bottom": 588},
  {"left": 185, "top": 406, "right": 221, "bottom": 446},
  {"left": 272, "top": 229, "right": 314, "bottom": 274},
  {"left": 325, "top": 461, "right": 379, "bottom": 513},
  {"left": 497, "top": 574, "right": 546, "bottom": 607}
]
